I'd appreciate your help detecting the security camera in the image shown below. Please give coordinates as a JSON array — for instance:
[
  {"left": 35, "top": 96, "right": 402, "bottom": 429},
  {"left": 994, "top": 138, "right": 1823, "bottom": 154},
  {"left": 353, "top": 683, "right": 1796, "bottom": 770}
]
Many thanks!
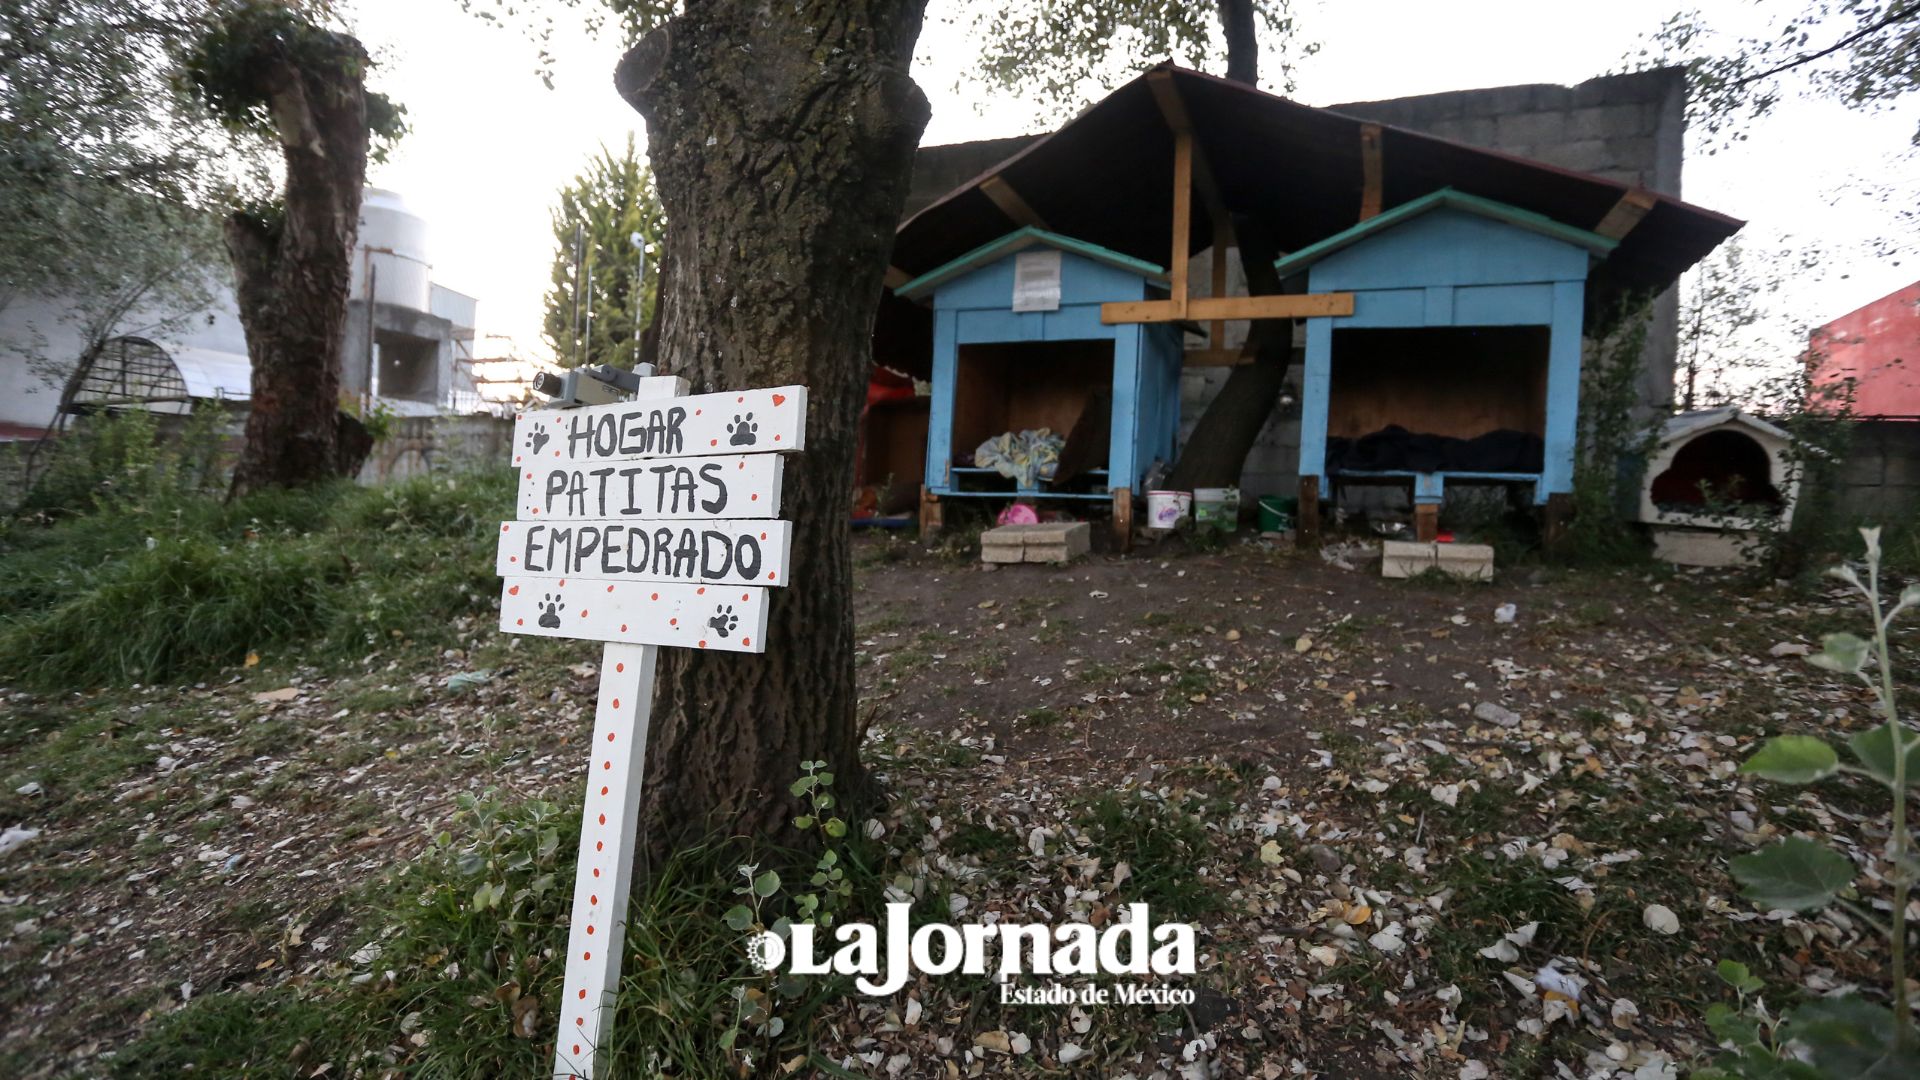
[{"left": 531, "top": 363, "right": 653, "bottom": 408}]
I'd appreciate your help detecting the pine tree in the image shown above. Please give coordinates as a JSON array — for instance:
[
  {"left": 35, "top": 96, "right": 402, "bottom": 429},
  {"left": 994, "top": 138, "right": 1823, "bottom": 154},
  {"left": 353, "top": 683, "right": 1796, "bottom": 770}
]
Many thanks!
[{"left": 540, "top": 134, "right": 664, "bottom": 369}]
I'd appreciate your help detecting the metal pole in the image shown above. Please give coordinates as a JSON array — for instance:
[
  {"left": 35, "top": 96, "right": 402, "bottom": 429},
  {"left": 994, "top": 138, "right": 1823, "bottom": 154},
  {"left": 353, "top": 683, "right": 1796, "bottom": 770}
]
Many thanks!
[
  {"left": 570, "top": 222, "right": 585, "bottom": 366},
  {"left": 630, "top": 231, "right": 647, "bottom": 370}
]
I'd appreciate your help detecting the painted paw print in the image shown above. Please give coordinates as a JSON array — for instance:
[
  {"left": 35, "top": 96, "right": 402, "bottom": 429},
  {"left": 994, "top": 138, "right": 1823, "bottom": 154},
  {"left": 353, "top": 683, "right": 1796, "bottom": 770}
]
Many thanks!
[
  {"left": 538, "top": 592, "right": 564, "bottom": 628},
  {"left": 708, "top": 604, "right": 738, "bottom": 638},
  {"left": 727, "top": 413, "right": 758, "bottom": 447},
  {"left": 526, "top": 422, "right": 550, "bottom": 455}
]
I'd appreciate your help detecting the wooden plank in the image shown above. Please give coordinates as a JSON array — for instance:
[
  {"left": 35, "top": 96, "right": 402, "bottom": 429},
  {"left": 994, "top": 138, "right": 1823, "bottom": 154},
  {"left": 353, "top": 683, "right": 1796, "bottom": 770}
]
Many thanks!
[
  {"left": 979, "top": 174, "right": 1048, "bottom": 230},
  {"left": 500, "top": 578, "right": 769, "bottom": 654},
  {"left": 516, "top": 453, "right": 784, "bottom": 522},
  {"left": 1210, "top": 220, "right": 1229, "bottom": 347},
  {"left": 1169, "top": 131, "right": 1193, "bottom": 318},
  {"left": 497, "top": 519, "right": 793, "bottom": 587},
  {"left": 1359, "top": 123, "right": 1384, "bottom": 221},
  {"left": 513, "top": 384, "right": 806, "bottom": 467},
  {"left": 1101, "top": 293, "right": 1355, "bottom": 325},
  {"left": 1593, "top": 187, "right": 1657, "bottom": 240},
  {"left": 552, "top": 640, "right": 655, "bottom": 1080}
]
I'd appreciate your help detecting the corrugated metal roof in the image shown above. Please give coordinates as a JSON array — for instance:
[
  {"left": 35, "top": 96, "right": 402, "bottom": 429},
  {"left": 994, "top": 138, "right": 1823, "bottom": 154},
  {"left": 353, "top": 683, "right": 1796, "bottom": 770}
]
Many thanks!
[{"left": 167, "top": 345, "right": 252, "bottom": 401}]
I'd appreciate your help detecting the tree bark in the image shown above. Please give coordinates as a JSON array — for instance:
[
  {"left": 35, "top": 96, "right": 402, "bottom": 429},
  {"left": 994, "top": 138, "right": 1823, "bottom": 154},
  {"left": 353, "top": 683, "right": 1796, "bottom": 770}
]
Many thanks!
[
  {"left": 226, "top": 33, "right": 370, "bottom": 496},
  {"left": 1219, "top": 0, "right": 1259, "bottom": 86},
  {"left": 615, "top": 0, "right": 930, "bottom": 852}
]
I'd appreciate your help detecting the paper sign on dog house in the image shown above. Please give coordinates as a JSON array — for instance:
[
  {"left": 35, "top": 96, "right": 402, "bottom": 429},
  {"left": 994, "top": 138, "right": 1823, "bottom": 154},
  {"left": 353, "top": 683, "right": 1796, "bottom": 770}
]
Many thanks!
[{"left": 496, "top": 377, "right": 807, "bottom": 1079}]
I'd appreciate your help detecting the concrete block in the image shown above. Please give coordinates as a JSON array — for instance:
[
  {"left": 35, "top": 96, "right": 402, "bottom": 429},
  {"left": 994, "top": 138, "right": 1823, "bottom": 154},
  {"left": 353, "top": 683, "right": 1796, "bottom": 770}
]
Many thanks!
[
  {"left": 982, "top": 545, "right": 1025, "bottom": 564},
  {"left": 980, "top": 522, "right": 1090, "bottom": 565},
  {"left": 1381, "top": 540, "right": 1495, "bottom": 581},
  {"left": 1495, "top": 110, "right": 1570, "bottom": 148},
  {"left": 1544, "top": 139, "right": 1614, "bottom": 174},
  {"left": 1023, "top": 544, "right": 1075, "bottom": 564},
  {"left": 1652, "top": 528, "right": 1757, "bottom": 568}
]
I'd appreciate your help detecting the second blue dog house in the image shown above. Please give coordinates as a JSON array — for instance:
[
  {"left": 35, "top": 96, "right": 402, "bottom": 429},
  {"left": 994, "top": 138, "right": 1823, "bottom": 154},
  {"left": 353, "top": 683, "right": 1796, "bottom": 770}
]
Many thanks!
[
  {"left": 1277, "top": 189, "right": 1618, "bottom": 540},
  {"left": 895, "top": 228, "right": 1185, "bottom": 540}
]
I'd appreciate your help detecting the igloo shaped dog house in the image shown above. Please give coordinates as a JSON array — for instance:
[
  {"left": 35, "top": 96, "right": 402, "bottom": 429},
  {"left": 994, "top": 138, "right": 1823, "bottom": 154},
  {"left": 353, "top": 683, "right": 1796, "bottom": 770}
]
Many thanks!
[{"left": 1639, "top": 407, "right": 1803, "bottom": 566}]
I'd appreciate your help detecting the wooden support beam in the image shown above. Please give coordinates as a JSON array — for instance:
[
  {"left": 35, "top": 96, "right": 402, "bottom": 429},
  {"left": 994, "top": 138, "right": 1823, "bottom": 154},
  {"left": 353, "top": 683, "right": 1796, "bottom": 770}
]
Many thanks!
[
  {"left": 1169, "top": 131, "right": 1193, "bottom": 318},
  {"left": 1359, "top": 123, "right": 1384, "bottom": 221},
  {"left": 1146, "top": 69, "right": 1232, "bottom": 236},
  {"left": 1102, "top": 293, "right": 1355, "bottom": 325},
  {"left": 979, "top": 174, "right": 1048, "bottom": 230},
  {"left": 1111, "top": 486, "right": 1133, "bottom": 553},
  {"left": 1593, "top": 188, "right": 1657, "bottom": 240},
  {"left": 1297, "top": 476, "right": 1321, "bottom": 548},
  {"left": 883, "top": 266, "right": 911, "bottom": 290},
  {"left": 1210, "top": 220, "right": 1229, "bottom": 347}
]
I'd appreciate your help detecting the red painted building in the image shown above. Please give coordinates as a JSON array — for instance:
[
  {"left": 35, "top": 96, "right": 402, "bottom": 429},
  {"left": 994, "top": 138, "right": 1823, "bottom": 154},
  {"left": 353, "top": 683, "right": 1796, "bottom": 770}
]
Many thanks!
[{"left": 1811, "top": 281, "right": 1920, "bottom": 419}]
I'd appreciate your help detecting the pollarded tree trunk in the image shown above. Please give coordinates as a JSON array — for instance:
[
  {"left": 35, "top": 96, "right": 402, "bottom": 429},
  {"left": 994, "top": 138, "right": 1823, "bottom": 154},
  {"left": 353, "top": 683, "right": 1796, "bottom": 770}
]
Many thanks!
[
  {"left": 226, "top": 32, "right": 371, "bottom": 496},
  {"left": 614, "top": 1, "right": 931, "bottom": 851}
]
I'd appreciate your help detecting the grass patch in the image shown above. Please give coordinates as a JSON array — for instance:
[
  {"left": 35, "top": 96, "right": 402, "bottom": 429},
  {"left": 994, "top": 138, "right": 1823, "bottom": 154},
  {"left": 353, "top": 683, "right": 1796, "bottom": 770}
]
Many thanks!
[
  {"left": 1074, "top": 789, "right": 1224, "bottom": 920},
  {"left": 0, "top": 471, "right": 511, "bottom": 689}
]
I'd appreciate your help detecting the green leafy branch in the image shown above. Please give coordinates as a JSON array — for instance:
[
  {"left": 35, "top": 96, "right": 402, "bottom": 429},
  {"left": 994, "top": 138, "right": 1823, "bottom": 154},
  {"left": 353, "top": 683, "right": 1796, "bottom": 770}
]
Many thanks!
[{"left": 1710, "top": 526, "right": 1919, "bottom": 1075}]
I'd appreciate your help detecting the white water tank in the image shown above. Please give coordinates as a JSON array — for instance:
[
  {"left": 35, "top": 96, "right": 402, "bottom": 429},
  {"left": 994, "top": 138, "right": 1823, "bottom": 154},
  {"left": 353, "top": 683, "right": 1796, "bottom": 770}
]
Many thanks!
[{"left": 351, "top": 187, "right": 432, "bottom": 311}]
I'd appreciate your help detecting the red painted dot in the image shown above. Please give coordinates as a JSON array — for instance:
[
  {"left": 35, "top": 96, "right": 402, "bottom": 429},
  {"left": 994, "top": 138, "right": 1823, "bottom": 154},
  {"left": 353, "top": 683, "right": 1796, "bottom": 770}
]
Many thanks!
[
  {"left": 742, "top": 638, "right": 751, "bottom": 646},
  {"left": 592, "top": 868, "right": 600, "bottom": 877},
  {"left": 587, "top": 925, "right": 595, "bottom": 935},
  {"left": 559, "top": 579, "right": 566, "bottom": 586},
  {"left": 603, "top": 761, "right": 611, "bottom": 770},
  {"left": 774, "top": 435, "right": 782, "bottom": 442},
  {"left": 579, "top": 989, "right": 587, "bottom": 999},
  {"left": 576, "top": 1016, "right": 584, "bottom": 1026},
  {"left": 751, "top": 493, "right": 759, "bottom": 501},
  {"left": 606, "top": 584, "right": 614, "bottom": 592},
  {"left": 737, "top": 461, "right": 745, "bottom": 470},
  {"left": 525, "top": 472, "right": 533, "bottom": 480},
  {"left": 598, "top": 813, "right": 606, "bottom": 824},
  {"left": 768, "top": 572, "right": 777, "bottom": 580},
  {"left": 501, "top": 524, "right": 510, "bottom": 532},
  {"left": 670, "top": 618, "right": 677, "bottom": 626},
  {"left": 699, "top": 640, "right": 708, "bottom": 648},
  {"left": 620, "top": 624, "right": 627, "bottom": 632},
  {"left": 582, "top": 950, "right": 590, "bottom": 960},
  {"left": 516, "top": 455, "right": 523, "bottom": 463},
  {"left": 737, "top": 395, "right": 744, "bottom": 403},
  {"left": 607, "top": 728, "right": 616, "bottom": 737},
  {"left": 596, "top": 840, "right": 604, "bottom": 851},
  {"left": 516, "top": 618, "right": 525, "bottom": 626},
  {"left": 531, "top": 507, "right": 538, "bottom": 515},
  {"left": 573, "top": 1044, "right": 581, "bottom": 1055},
  {"left": 650, "top": 593, "right": 658, "bottom": 601},
  {"left": 616, "top": 662, "right": 624, "bottom": 672},
  {"left": 741, "top": 593, "right": 750, "bottom": 601},
  {"left": 695, "top": 409, "right": 701, "bottom": 415},
  {"left": 553, "top": 450, "right": 560, "bottom": 457},
  {"left": 710, "top": 439, "right": 718, "bottom": 446},
  {"left": 580, "top": 609, "right": 588, "bottom": 617},
  {"left": 510, "top": 556, "right": 517, "bottom": 562},
  {"left": 697, "top": 587, "right": 706, "bottom": 595},
  {"left": 600, "top": 785, "right": 608, "bottom": 795},
  {"left": 590, "top": 894, "right": 598, "bottom": 905}
]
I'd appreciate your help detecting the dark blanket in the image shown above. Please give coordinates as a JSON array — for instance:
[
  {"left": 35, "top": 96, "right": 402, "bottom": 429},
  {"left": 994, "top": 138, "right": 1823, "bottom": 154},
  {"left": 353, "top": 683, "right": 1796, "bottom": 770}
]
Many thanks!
[{"left": 1326, "top": 425, "right": 1544, "bottom": 475}]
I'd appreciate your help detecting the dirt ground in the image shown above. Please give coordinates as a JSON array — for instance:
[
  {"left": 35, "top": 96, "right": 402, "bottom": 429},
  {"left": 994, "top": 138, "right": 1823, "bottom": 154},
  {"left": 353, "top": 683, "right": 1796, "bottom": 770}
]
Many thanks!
[{"left": 2, "top": 530, "right": 1912, "bottom": 1077}]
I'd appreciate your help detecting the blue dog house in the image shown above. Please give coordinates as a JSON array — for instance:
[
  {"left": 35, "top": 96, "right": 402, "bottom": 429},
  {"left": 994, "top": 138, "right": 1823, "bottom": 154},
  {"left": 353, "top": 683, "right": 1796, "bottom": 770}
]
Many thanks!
[
  {"left": 1277, "top": 189, "right": 1617, "bottom": 538},
  {"left": 895, "top": 228, "right": 1185, "bottom": 539}
]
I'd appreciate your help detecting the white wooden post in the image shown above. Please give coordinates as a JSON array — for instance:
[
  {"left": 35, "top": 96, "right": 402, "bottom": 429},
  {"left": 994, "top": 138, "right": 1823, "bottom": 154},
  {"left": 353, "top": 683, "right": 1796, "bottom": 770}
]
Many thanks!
[
  {"left": 552, "top": 639, "right": 656, "bottom": 1079},
  {"left": 495, "top": 377, "right": 808, "bottom": 1080},
  {"left": 551, "top": 375, "right": 683, "bottom": 1080}
]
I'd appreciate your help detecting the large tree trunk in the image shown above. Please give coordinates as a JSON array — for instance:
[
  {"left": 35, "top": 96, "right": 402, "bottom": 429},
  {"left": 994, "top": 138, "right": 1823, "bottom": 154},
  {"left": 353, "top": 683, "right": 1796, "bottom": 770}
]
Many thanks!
[
  {"left": 1219, "top": 0, "right": 1258, "bottom": 85},
  {"left": 226, "top": 34, "right": 371, "bottom": 496},
  {"left": 615, "top": 1, "right": 930, "bottom": 852}
]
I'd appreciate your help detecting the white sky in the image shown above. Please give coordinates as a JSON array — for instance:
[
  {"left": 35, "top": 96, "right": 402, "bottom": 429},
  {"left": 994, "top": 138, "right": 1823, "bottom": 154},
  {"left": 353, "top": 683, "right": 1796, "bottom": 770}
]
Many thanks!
[{"left": 351, "top": 0, "right": 1918, "bottom": 378}]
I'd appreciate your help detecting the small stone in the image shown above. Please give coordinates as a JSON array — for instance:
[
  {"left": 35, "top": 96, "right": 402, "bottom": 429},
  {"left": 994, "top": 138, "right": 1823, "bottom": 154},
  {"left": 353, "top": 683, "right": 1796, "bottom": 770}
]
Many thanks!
[
  {"left": 1473, "top": 702, "right": 1522, "bottom": 728},
  {"left": 1306, "top": 844, "right": 1344, "bottom": 874}
]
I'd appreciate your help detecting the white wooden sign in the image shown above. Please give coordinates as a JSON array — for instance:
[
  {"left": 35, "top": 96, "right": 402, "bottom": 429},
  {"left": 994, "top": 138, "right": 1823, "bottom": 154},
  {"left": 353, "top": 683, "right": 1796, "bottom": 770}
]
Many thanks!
[{"left": 497, "top": 373, "right": 805, "bottom": 1080}]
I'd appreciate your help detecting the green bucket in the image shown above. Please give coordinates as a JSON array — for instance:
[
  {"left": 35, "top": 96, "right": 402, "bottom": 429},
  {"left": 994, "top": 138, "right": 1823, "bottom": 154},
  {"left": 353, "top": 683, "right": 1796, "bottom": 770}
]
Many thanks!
[{"left": 1257, "top": 495, "right": 1296, "bottom": 533}]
